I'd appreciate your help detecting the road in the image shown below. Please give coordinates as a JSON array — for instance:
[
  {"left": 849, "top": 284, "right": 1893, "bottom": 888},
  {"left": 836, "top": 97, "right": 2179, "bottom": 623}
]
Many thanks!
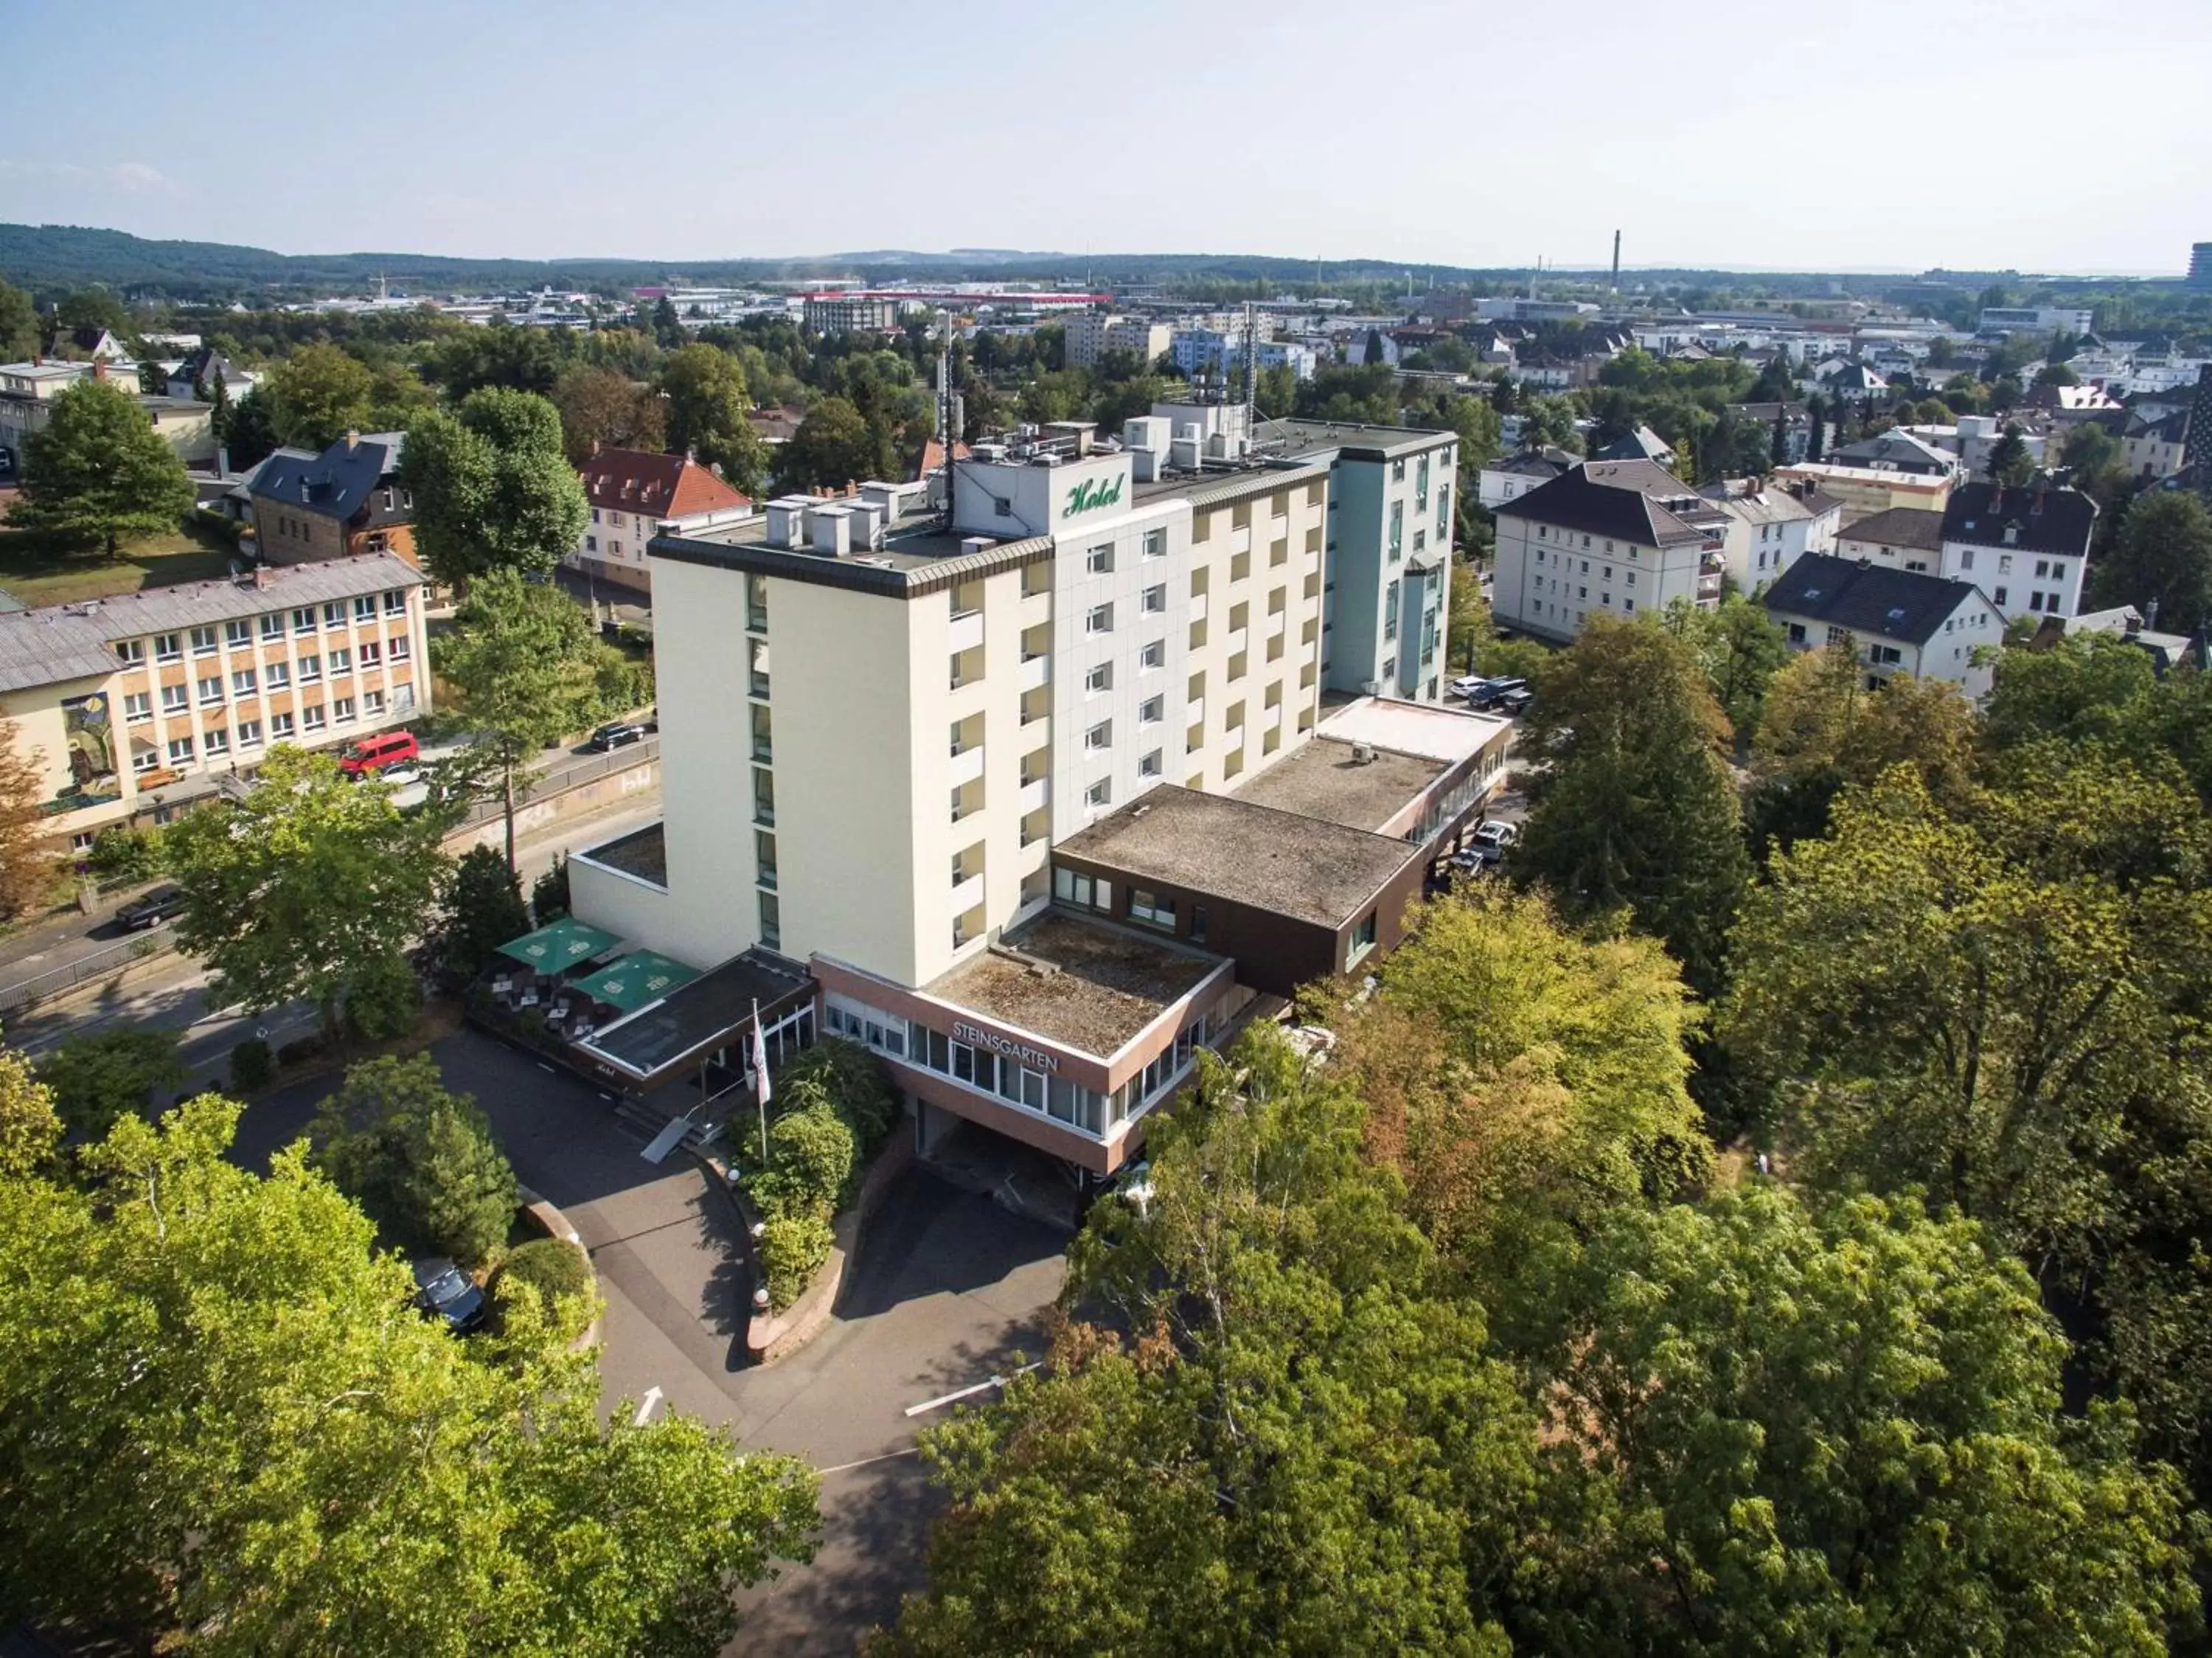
[
  {"left": 0, "top": 732, "right": 655, "bottom": 1013},
  {"left": 237, "top": 1031, "right": 1065, "bottom": 1657},
  {"left": 4, "top": 794, "right": 664, "bottom": 1069}
]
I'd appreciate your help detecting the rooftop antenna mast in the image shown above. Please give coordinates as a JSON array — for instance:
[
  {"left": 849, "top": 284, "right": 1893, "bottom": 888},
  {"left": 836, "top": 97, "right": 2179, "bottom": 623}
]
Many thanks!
[
  {"left": 936, "top": 304, "right": 960, "bottom": 528},
  {"left": 1242, "top": 299, "right": 1259, "bottom": 426}
]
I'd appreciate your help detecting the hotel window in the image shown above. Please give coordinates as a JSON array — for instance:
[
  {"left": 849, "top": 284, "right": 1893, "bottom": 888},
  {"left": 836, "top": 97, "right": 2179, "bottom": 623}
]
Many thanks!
[
  {"left": 225, "top": 620, "right": 251, "bottom": 648},
  {"left": 1140, "top": 695, "right": 1164, "bottom": 724},
  {"left": 756, "top": 830, "right": 778, "bottom": 889},
  {"left": 1085, "top": 662, "right": 1112, "bottom": 694},
  {"left": 265, "top": 661, "right": 290, "bottom": 690},
  {"left": 1140, "top": 749, "right": 1162, "bottom": 777},
  {"left": 754, "top": 767, "right": 775, "bottom": 827},
  {"left": 1142, "top": 584, "right": 1166, "bottom": 614},
  {"left": 1384, "top": 580, "right": 1400, "bottom": 640},
  {"left": 302, "top": 704, "right": 326, "bottom": 732},
  {"left": 1347, "top": 909, "right": 1378, "bottom": 968},
  {"left": 155, "top": 633, "right": 181, "bottom": 662},
  {"left": 190, "top": 626, "right": 218, "bottom": 656},
  {"left": 115, "top": 638, "right": 143, "bottom": 665},
  {"left": 271, "top": 711, "right": 294, "bottom": 738},
  {"left": 237, "top": 719, "right": 262, "bottom": 747},
  {"left": 124, "top": 692, "right": 151, "bottom": 722},
  {"left": 1085, "top": 720, "right": 1112, "bottom": 751},
  {"left": 353, "top": 595, "right": 376, "bottom": 621},
  {"left": 298, "top": 655, "right": 321, "bottom": 683},
  {"left": 1416, "top": 454, "right": 1430, "bottom": 507},
  {"left": 332, "top": 696, "right": 356, "bottom": 723},
  {"left": 1141, "top": 639, "right": 1165, "bottom": 670},
  {"left": 231, "top": 668, "right": 256, "bottom": 696},
  {"left": 197, "top": 676, "right": 223, "bottom": 706},
  {"left": 1388, "top": 501, "right": 1402, "bottom": 561},
  {"left": 161, "top": 684, "right": 188, "bottom": 713},
  {"left": 1086, "top": 779, "right": 1111, "bottom": 807},
  {"left": 329, "top": 647, "right": 352, "bottom": 674},
  {"left": 166, "top": 736, "right": 195, "bottom": 764},
  {"left": 204, "top": 727, "right": 229, "bottom": 757},
  {"left": 292, "top": 608, "right": 316, "bottom": 635},
  {"left": 758, "top": 891, "right": 781, "bottom": 950},
  {"left": 1086, "top": 603, "right": 1113, "bottom": 634},
  {"left": 1053, "top": 868, "right": 1112, "bottom": 912},
  {"left": 260, "top": 613, "right": 284, "bottom": 640},
  {"left": 1143, "top": 528, "right": 1166, "bottom": 559},
  {"left": 1129, "top": 889, "right": 1176, "bottom": 930},
  {"left": 1086, "top": 544, "right": 1113, "bottom": 574}
]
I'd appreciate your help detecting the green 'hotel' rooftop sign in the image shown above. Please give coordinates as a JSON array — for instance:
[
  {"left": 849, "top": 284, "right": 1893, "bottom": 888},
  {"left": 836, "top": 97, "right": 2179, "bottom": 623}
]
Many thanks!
[{"left": 1062, "top": 474, "right": 1125, "bottom": 518}]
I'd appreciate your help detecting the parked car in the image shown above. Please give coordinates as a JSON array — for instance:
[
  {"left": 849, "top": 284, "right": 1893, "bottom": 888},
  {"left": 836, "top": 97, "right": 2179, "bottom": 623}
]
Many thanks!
[
  {"left": 1467, "top": 676, "right": 1528, "bottom": 710},
  {"left": 588, "top": 721, "right": 648, "bottom": 752},
  {"left": 1113, "top": 1159, "right": 1155, "bottom": 1218},
  {"left": 1470, "top": 820, "right": 1519, "bottom": 861},
  {"left": 378, "top": 763, "right": 424, "bottom": 788},
  {"left": 411, "top": 1258, "right": 487, "bottom": 1333},
  {"left": 116, "top": 885, "right": 187, "bottom": 931},
  {"left": 1495, "top": 687, "right": 1534, "bottom": 715},
  {"left": 340, "top": 729, "right": 420, "bottom": 777},
  {"left": 1448, "top": 673, "right": 1489, "bottom": 698}
]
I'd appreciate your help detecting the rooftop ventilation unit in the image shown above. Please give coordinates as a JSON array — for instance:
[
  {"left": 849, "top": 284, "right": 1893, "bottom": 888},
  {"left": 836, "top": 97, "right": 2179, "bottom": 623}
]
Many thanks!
[{"left": 811, "top": 504, "right": 852, "bottom": 557}]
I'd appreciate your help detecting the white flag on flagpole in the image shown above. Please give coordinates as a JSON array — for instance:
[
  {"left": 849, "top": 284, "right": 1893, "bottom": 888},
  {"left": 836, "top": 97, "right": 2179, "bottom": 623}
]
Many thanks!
[{"left": 750, "top": 1002, "right": 772, "bottom": 1108}]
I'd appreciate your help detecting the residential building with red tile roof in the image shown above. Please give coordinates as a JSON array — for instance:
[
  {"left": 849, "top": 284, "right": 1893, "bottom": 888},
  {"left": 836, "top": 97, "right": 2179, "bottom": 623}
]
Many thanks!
[{"left": 567, "top": 445, "right": 752, "bottom": 592}]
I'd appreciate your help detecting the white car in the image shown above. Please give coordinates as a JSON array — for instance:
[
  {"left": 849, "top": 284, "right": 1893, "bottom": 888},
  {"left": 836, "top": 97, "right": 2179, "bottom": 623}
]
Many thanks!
[
  {"left": 1470, "top": 820, "right": 1519, "bottom": 860},
  {"left": 378, "top": 763, "right": 424, "bottom": 788}
]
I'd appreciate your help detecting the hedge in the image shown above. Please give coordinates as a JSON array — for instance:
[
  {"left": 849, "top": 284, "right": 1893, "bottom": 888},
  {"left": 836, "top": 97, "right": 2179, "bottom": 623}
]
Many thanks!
[
  {"left": 758, "top": 1213, "right": 833, "bottom": 1311},
  {"left": 492, "top": 1238, "right": 595, "bottom": 1342}
]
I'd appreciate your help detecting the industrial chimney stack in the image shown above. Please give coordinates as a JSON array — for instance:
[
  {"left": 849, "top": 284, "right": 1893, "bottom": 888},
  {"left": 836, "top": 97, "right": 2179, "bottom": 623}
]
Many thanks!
[{"left": 1611, "top": 229, "right": 1621, "bottom": 294}]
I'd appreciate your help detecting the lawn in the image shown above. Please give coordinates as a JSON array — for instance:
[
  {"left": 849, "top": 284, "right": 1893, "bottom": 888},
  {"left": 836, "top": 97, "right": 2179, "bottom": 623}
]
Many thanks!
[{"left": 0, "top": 519, "right": 243, "bottom": 608}]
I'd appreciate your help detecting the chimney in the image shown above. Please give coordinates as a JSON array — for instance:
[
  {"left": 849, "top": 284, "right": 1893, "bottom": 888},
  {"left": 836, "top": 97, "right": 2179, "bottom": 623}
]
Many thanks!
[
  {"left": 2146, "top": 597, "right": 2161, "bottom": 630},
  {"left": 253, "top": 565, "right": 273, "bottom": 590},
  {"left": 345, "top": 429, "right": 360, "bottom": 452},
  {"left": 91, "top": 359, "right": 108, "bottom": 381}
]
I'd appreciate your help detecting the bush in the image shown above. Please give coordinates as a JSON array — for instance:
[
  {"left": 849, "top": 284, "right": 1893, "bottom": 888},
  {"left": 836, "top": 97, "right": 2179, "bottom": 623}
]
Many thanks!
[
  {"left": 436, "top": 846, "right": 530, "bottom": 988},
  {"left": 343, "top": 949, "right": 421, "bottom": 1044},
  {"left": 312, "top": 1055, "right": 518, "bottom": 1266},
  {"left": 531, "top": 856, "right": 569, "bottom": 925},
  {"left": 87, "top": 827, "right": 166, "bottom": 884},
  {"left": 37, "top": 1030, "right": 189, "bottom": 1139},
  {"left": 758, "top": 1211, "right": 833, "bottom": 1311},
  {"left": 229, "top": 1037, "right": 274, "bottom": 1094},
  {"left": 779, "top": 1036, "right": 895, "bottom": 1151},
  {"left": 491, "top": 1237, "right": 595, "bottom": 1343},
  {"left": 766, "top": 1103, "right": 855, "bottom": 1210},
  {"left": 276, "top": 1033, "right": 326, "bottom": 1069}
]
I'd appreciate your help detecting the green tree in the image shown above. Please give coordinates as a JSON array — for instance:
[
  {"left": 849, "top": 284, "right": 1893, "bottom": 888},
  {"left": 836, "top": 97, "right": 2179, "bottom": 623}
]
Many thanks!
[
  {"left": 266, "top": 341, "right": 376, "bottom": 449},
  {"left": 532, "top": 854, "right": 570, "bottom": 923},
  {"left": 1492, "top": 1184, "right": 2199, "bottom": 1657},
  {"left": 1513, "top": 618, "right": 1750, "bottom": 995},
  {"left": 35, "top": 1028, "right": 188, "bottom": 1140},
  {"left": 0, "top": 710, "right": 50, "bottom": 920},
  {"left": 1326, "top": 884, "right": 1708, "bottom": 1269},
  {"left": 1984, "top": 423, "right": 2036, "bottom": 486},
  {"left": 313, "top": 1054, "right": 517, "bottom": 1265},
  {"left": 0, "top": 1048, "right": 60, "bottom": 1179},
  {"left": 651, "top": 295, "right": 685, "bottom": 350},
  {"left": 0, "top": 1096, "right": 818, "bottom": 1653},
  {"left": 0, "top": 278, "right": 37, "bottom": 361},
  {"left": 2035, "top": 359, "right": 2080, "bottom": 386},
  {"left": 9, "top": 378, "right": 195, "bottom": 554},
  {"left": 167, "top": 746, "right": 448, "bottom": 1041},
  {"left": 658, "top": 343, "right": 765, "bottom": 491},
  {"left": 223, "top": 384, "right": 282, "bottom": 471},
  {"left": 776, "top": 395, "right": 877, "bottom": 493},
  {"left": 401, "top": 388, "right": 589, "bottom": 590},
  {"left": 434, "top": 569, "right": 599, "bottom": 867},
  {"left": 551, "top": 364, "right": 667, "bottom": 465},
  {"left": 1660, "top": 592, "right": 1789, "bottom": 741},
  {"left": 54, "top": 288, "right": 130, "bottom": 341},
  {"left": 2090, "top": 489, "right": 2212, "bottom": 635},
  {"left": 436, "top": 844, "right": 532, "bottom": 984}
]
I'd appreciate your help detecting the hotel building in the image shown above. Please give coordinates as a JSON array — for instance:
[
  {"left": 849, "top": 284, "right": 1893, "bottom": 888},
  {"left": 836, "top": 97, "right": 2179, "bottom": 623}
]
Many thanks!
[{"left": 564, "top": 411, "right": 1507, "bottom": 1177}]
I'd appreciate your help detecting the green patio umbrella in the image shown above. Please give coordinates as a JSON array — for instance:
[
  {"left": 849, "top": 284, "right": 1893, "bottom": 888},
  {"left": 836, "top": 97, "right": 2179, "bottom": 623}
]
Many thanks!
[
  {"left": 495, "top": 916, "right": 622, "bottom": 972},
  {"left": 569, "top": 950, "right": 699, "bottom": 1013}
]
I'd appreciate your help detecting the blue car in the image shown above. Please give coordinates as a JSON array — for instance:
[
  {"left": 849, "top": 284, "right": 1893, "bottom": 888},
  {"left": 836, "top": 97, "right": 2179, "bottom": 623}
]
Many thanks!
[{"left": 411, "top": 1258, "right": 487, "bottom": 1333}]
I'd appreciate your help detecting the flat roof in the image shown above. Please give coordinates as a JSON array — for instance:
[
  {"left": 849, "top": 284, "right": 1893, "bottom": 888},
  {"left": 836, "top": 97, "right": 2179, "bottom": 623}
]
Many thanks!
[
  {"left": 1056, "top": 783, "right": 1422, "bottom": 932},
  {"left": 577, "top": 947, "right": 813, "bottom": 1081},
  {"left": 578, "top": 821, "right": 667, "bottom": 887},
  {"left": 1259, "top": 417, "right": 1458, "bottom": 463},
  {"left": 925, "top": 911, "right": 1223, "bottom": 1058},
  {"left": 1228, "top": 736, "right": 1443, "bottom": 834},
  {"left": 1315, "top": 696, "right": 1512, "bottom": 766}
]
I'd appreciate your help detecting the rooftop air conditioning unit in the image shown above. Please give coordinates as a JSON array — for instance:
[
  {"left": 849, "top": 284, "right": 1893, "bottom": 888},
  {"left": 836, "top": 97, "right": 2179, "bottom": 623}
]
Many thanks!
[{"left": 1352, "top": 743, "right": 1377, "bottom": 764}]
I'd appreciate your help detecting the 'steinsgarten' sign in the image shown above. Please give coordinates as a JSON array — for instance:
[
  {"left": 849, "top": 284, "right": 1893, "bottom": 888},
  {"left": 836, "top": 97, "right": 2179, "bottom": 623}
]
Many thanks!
[{"left": 953, "top": 1020, "right": 1062, "bottom": 1073}]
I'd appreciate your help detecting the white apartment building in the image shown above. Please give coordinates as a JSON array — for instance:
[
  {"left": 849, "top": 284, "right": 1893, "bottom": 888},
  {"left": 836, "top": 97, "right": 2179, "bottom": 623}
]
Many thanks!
[
  {"left": 567, "top": 445, "right": 751, "bottom": 594},
  {"left": 1938, "top": 481, "right": 2095, "bottom": 622},
  {"left": 1763, "top": 553, "right": 2000, "bottom": 700},
  {"left": 1063, "top": 313, "right": 1172, "bottom": 370},
  {"left": 1491, "top": 461, "right": 1730, "bottom": 641},
  {"left": 1699, "top": 479, "right": 1839, "bottom": 589}
]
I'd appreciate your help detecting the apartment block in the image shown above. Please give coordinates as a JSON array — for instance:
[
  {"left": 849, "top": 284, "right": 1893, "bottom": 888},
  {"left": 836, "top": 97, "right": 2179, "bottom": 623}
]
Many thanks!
[
  {"left": 1492, "top": 461, "right": 1731, "bottom": 642},
  {"left": 0, "top": 554, "right": 431, "bottom": 851},
  {"left": 1062, "top": 312, "right": 1172, "bottom": 370},
  {"left": 561, "top": 419, "right": 1510, "bottom": 1177}
]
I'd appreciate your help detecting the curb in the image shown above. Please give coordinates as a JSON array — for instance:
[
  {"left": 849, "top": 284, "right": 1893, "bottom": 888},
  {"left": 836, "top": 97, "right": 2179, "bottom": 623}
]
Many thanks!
[{"left": 743, "top": 1129, "right": 915, "bottom": 1365}]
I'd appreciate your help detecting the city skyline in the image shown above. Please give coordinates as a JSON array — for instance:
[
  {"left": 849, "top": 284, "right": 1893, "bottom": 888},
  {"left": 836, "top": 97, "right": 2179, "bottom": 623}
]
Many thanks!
[{"left": 3, "top": 0, "right": 2208, "bottom": 278}]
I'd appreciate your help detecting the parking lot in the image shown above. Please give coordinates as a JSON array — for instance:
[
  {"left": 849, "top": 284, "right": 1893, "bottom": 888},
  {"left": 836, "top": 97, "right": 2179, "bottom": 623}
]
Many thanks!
[{"left": 232, "top": 1029, "right": 1068, "bottom": 1656}]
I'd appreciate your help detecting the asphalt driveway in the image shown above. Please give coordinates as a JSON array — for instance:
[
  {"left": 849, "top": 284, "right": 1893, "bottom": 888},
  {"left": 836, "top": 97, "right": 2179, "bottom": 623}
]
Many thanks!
[{"left": 232, "top": 1028, "right": 1069, "bottom": 1655}]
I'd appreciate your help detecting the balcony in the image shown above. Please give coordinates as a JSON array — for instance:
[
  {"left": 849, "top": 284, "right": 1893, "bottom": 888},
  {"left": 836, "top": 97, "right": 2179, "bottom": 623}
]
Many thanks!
[
  {"left": 1186, "top": 696, "right": 1206, "bottom": 730},
  {"left": 1018, "top": 652, "right": 1051, "bottom": 693},
  {"left": 1226, "top": 627, "right": 1248, "bottom": 658},
  {"left": 948, "top": 609, "right": 986, "bottom": 655},
  {"left": 950, "top": 872, "right": 984, "bottom": 918},
  {"left": 949, "top": 743, "right": 987, "bottom": 789},
  {"left": 1020, "top": 774, "right": 1050, "bottom": 815},
  {"left": 1189, "top": 591, "right": 1208, "bottom": 625}
]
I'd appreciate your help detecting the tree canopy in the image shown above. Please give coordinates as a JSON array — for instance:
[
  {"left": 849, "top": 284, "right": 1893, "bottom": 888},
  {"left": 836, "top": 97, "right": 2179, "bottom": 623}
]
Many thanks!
[
  {"left": 10, "top": 378, "right": 195, "bottom": 554},
  {"left": 2091, "top": 490, "right": 2212, "bottom": 637},
  {"left": 400, "top": 388, "right": 589, "bottom": 589},
  {"left": 658, "top": 343, "right": 765, "bottom": 492},
  {"left": 312, "top": 1054, "right": 518, "bottom": 1265}
]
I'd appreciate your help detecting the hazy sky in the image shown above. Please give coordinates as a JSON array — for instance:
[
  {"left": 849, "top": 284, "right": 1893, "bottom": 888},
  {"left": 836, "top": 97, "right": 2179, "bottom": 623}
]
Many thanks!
[{"left": 4, "top": 0, "right": 2209, "bottom": 275}]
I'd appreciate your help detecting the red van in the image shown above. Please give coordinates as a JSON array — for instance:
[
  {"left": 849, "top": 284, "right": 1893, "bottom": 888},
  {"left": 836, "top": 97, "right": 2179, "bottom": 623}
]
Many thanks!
[{"left": 340, "top": 730, "right": 420, "bottom": 777}]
